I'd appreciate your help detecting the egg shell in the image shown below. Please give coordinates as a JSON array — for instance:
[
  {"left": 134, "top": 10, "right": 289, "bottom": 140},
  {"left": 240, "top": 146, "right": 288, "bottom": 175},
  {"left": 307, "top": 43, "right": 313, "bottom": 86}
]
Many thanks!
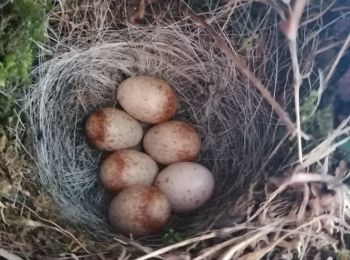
[
  {"left": 117, "top": 76, "right": 177, "bottom": 124},
  {"left": 100, "top": 150, "right": 159, "bottom": 193},
  {"left": 85, "top": 108, "right": 143, "bottom": 151},
  {"left": 109, "top": 185, "right": 171, "bottom": 236},
  {"left": 155, "top": 162, "right": 214, "bottom": 212},
  {"left": 143, "top": 121, "right": 201, "bottom": 165}
]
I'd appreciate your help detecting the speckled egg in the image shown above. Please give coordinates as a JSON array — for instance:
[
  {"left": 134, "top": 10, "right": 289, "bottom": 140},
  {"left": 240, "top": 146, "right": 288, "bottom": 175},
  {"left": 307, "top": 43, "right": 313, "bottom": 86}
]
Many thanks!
[
  {"left": 117, "top": 76, "right": 177, "bottom": 124},
  {"left": 143, "top": 121, "right": 201, "bottom": 165},
  {"left": 100, "top": 150, "right": 159, "bottom": 193},
  {"left": 85, "top": 108, "right": 143, "bottom": 151},
  {"left": 109, "top": 185, "right": 171, "bottom": 236},
  {"left": 155, "top": 162, "right": 215, "bottom": 212}
]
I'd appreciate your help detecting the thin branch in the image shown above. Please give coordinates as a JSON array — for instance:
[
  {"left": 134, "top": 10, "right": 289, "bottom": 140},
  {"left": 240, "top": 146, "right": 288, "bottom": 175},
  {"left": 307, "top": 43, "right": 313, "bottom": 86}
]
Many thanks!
[
  {"left": 325, "top": 34, "right": 350, "bottom": 83},
  {"left": 300, "top": 1, "right": 335, "bottom": 27},
  {"left": 135, "top": 232, "right": 217, "bottom": 260},
  {"left": 259, "top": 132, "right": 290, "bottom": 176},
  {"left": 316, "top": 40, "right": 347, "bottom": 56},
  {"left": 0, "top": 0, "right": 11, "bottom": 9},
  {"left": 136, "top": 225, "right": 248, "bottom": 260},
  {"left": 280, "top": 0, "right": 309, "bottom": 163},
  {"left": 194, "top": 235, "right": 245, "bottom": 260},
  {"left": 306, "top": 69, "right": 325, "bottom": 119},
  {"left": 297, "top": 116, "right": 350, "bottom": 170},
  {"left": 1, "top": 194, "right": 91, "bottom": 254},
  {"left": 297, "top": 183, "right": 310, "bottom": 224},
  {"left": 221, "top": 227, "right": 275, "bottom": 260},
  {"left": 249, "top": 172, "right": 339, "bottom": 222},
  {"left": 289, "top": 39, "right": 303, "bottom": 163},
  {"left": 183, "top": 6, "right": 298, "bottom": 137},
  {"left": 0, "top": 248, "right": 23, "bottom": 260},
  {"left": 280, "top": 0, "right": 308, "bottom": 41}
]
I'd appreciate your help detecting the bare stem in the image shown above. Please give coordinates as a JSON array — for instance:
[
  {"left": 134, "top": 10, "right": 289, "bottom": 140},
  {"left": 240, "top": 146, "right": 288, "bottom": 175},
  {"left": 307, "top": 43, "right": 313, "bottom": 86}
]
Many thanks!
[
  {"left": 325, "top": 34, "right": 350, "bottom": 84},
  {"left": 280, "top": 0, "right": 309, "bottom": 163},
  {"left": 0, "top": 248, "right": 23, "bottom": 260},
  {"left": 183, "top": 7, "right": 298, "bottom": 136},
  {"left": 289, "top": 39, "right": 303, "bottom": 163}
]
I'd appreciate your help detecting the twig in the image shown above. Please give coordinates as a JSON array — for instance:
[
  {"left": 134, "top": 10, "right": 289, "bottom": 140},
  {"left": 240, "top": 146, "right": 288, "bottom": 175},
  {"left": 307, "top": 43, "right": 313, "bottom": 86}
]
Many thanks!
[
  {"left": 236, "top": 242, "right": 278, "bottom": 260},
  {"left": 297, "top": 117, "right": 350, "bottom": 170},
  {"left": 300, "top": 1, "right": 335, "bottom": 27},
  {"left": 194, "top": 235, "right": 244, "bottom": 260},
  {"left": 280, "top": 0, "right": 308, "bottom": 164},
  {"left": 296, "top": 183, "right": 309, "bottom": 224},
  {"left": 0, "top": 248, "right": 23, "bottom": 260},
  {"left": 306, "top": 69, "right": 325, "bottom": 119},
  {"left": 221, "top": 227, "right": 275, "bottom": 260},
  {"left": 0, "top": 0, "right": 11, "bottom": 9},
  {"left": 183, "top": 6, "right": 298, "bottom": 137},
  {"left": 135, "top": 232, "right": 217, "bottom": 260},
  {"left": 136, "top": 225, "right": 248, "bottom": 260},
  {"left": 256, "top": 215, "right": 336, "bottom": 259},
  {"left": 250, "top": 172, "right": 338, "bottom": 222},
  {"left": 259, "top": 131, "right": 290, "bottom": 176},
  {"left": 280, "top": 0, "right": 308, "bottom": 41},
  {"left": 290, "top": 38, "right": 305, "bottom": 161},
  {"left": 324, "top": 34, "right": 350, "bottom": 84},
  {"left": 1, "top": 194, "right": 91, "bottom": 254},
  {"left": 316, "top": 40, "right": 347, "bottom": 56}
]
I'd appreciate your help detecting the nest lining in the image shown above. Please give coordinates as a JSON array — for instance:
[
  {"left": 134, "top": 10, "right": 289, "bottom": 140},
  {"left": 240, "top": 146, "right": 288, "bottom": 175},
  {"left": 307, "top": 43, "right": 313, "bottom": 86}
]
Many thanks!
[{"left": 28, "top": 18, "right": 282, "bottom": 238}]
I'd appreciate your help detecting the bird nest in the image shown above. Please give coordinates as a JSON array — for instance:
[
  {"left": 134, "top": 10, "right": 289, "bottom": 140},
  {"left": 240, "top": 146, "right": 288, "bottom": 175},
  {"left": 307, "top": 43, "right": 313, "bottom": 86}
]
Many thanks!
[{"left": 27, "top": 1, "right": 350, "bottom": 258}]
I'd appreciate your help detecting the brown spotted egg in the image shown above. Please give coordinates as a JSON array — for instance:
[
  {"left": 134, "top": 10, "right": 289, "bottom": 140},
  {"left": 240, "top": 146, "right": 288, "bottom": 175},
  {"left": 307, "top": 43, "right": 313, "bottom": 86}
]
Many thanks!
[
  {"left": 100, "top": 150, "right": 159, "bottom": 193},
  {"left": 116, "top": 76, "right": 177, "bottom": 124},
  {"left": 143, "top": 121, "right": 201, "bottom": 165},
  {"left": 85, "top": 108, "right": 143, "bottom": 151},
  {"left": 109, "top": 185, "right": 170, "bottom": 236},
  {"left": 155, "top": 162, "right": 214, "bottom": 213}
]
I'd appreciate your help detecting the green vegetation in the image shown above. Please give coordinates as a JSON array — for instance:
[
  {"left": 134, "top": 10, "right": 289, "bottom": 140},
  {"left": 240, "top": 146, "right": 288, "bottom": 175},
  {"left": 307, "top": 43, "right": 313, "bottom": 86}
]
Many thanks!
[
  {"left": 162, "top": 228, "right": 184, "bottom": 245},
  {"left": 300, "top": 90, "right": 333, "bottom": 141},
  {"left": 0, "top": 0, "right": 46, "bottom": 121},
  {"left": 300, "top": 90, "right": 350, "bottom": 163}
]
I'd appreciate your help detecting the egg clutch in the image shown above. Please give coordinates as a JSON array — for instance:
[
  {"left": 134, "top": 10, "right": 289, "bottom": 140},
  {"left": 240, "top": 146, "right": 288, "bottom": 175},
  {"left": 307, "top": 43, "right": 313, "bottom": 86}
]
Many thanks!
[{"left": 85, "top": 75, "right": 215, "bottom": 237}]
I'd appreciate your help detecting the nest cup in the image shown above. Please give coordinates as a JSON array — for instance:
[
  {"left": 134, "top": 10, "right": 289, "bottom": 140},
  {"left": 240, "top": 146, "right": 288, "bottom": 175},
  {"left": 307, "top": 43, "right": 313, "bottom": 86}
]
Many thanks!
[{"left": 28, "top": 22, "right": 276, "bottom": 240}]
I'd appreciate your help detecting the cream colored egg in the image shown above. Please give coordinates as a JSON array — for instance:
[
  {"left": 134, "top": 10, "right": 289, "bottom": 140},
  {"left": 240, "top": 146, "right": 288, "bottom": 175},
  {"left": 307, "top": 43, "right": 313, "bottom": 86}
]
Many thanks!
[
  {"left": 100, "top": 150, "right": 159, "bottom": 193},
  {"left": 85, "top": 108, "right": 143, "bottom": 151},
  {"left": 155, "top": 162, "right": 214, "bottom": 212},
  {"left": 143, "top": 121, "right": 201, "bottom": 165},
  {"left": 109, "top": 185, "right": 171, "bottom": 236},
  {"left": 117, "top": 76, "right": 177, "bottom": 124}
]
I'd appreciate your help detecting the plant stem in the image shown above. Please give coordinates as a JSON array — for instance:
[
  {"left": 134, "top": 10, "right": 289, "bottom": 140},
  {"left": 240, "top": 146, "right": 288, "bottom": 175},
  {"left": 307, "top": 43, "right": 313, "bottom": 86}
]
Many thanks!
[{"left": 184, "top": 6, "right": 298, "bottom": 136}]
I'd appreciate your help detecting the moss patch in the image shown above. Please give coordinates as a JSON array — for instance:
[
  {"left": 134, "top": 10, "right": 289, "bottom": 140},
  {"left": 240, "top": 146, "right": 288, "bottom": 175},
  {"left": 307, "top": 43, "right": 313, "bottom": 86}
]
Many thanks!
[{"left": 0, "top": 0, "right": 47, "bottom": 121}]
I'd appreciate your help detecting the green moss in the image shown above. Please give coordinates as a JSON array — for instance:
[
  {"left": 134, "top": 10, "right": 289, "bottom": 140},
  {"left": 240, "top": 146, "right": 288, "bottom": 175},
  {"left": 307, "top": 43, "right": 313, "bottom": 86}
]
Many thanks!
[
  {"left": 300, "top": 90, "right": 333, "bottom": 141},
  {"left": 162, "top": 228, "right": 184, "bottom": 245},
  {"left": 300, "top": 90, "right": 350, "bottom": 163},
  {"left": 0, "top": 0, "right": 47, "bottom": 121}
]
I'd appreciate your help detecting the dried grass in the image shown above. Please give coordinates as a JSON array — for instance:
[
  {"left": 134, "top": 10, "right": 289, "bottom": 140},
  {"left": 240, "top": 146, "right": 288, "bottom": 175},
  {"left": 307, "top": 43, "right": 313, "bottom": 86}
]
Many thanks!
[
  {"left": 19, "top": 0, "right": 350, "bottom": 258},
  {"left": 28, "top": 0, "right": 281, "bottom": 236}
]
